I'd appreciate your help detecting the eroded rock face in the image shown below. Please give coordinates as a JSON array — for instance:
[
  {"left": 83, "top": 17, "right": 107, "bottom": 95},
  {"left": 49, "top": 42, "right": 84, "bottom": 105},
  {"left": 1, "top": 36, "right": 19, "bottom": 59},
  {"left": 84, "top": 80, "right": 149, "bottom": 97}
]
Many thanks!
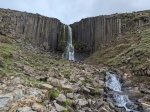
[
  {"left": 71, "top": 11, "right": 150, "bottom": 53},
  {"left": 0, "top": 8, "right": 64, "bottom": 51},
  {"left": 71, "top": 16, "right": 121, "bottom": 53}
]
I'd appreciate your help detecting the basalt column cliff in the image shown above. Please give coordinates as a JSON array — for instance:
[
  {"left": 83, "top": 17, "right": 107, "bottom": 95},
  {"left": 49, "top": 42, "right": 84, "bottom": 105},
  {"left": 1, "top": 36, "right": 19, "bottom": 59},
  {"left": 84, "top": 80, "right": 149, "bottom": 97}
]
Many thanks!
[
  {"left": 71, "top": 16, "right": 122, "bottom": 53},
  {"left": 0, "top": 8, "right": 64, "bottom": 51},
  {"left": 71, "top": 11, "right": 150, "bottom": 53}
]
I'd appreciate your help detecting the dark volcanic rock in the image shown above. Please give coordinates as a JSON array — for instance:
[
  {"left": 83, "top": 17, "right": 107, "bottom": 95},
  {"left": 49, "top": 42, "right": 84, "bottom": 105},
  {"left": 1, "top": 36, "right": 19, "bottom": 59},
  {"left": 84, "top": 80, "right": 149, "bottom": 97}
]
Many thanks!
[
  {"left": 0, "top": 8, "right": 64, "bottom": 51},
  {"left": 71, "top": 11, "right": 150, "bottom": 53},
  {"left": 71, "top": 16, "right": 122, "bottom": 53}
]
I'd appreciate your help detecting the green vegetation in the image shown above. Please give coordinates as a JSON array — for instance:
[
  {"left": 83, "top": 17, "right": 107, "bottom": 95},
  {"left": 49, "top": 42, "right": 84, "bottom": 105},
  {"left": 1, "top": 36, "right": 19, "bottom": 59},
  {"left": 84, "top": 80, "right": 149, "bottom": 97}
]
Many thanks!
[
  {"left": 51, "top": 91, "right": 60, "bottom": 98},
  {"left": 87, "top": 28, "right": 150, "bottom": 72}
]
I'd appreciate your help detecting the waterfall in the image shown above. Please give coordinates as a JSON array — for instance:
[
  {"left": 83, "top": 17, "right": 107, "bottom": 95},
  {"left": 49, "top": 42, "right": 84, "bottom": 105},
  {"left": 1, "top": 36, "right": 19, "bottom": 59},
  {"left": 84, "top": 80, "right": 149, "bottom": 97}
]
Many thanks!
[
  {"left": 62, "top": 25, "right": 75, "bottom": 61},
  {"left": 105, "top": 71, "right": 136, "bottom": 112}
]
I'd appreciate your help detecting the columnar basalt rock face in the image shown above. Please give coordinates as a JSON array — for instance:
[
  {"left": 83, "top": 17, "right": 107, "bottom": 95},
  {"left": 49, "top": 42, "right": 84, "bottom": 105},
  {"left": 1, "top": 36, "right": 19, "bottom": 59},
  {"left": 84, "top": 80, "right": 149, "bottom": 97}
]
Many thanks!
[
  {"left": 0, "top": 8, "right": 64, "bottom": 51},
  {"left": 71, "top": 16, "right": 122, "bottom": 53},
  {"left": 0, "top": 9, "right": 150, "bottom": 53},
  {"left": 71, "top": 10, "right": 150, "bottom": 53}
]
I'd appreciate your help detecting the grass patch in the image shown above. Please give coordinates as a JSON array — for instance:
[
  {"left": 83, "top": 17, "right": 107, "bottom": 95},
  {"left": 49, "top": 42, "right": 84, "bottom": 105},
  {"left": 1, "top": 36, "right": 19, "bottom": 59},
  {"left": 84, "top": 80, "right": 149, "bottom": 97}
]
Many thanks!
[{"left": 87, "top": 28, "right": 150, "bottom": 70}]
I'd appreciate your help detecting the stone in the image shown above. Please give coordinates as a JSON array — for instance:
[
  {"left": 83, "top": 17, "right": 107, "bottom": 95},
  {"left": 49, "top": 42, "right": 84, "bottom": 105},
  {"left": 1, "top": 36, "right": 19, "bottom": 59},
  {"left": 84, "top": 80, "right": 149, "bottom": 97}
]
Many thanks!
[
  {"left": 56, "top": 94, "right": 66, "bottom": 102},
  {"left": 17, "top": 106, "right": 33, "bottom": 112},
  {"left": 68, "top": 106, "right": 75, "bottom": 112},
  {"left": 98, "top": 80, "right": 104, "bottom": 86},
  {"left": 83, "top": 87, "right": 90, "bottom": 93},
  {"left": 67, "top": 93, "right": 74, "bottom": 99},
  {"left": 13, "top": 77, "right": 22, "bottom": 84},
  {"left": 23, "top": 65, "right": 35, "bottom": 74},
  {"left": 54, "top": 103, "right": 67, "bottom": 112},
  {"left": 32, "top": 103, "right": 46, "bottom": 112},
  {"left": 51, "top": 78, "right": 61, "bottom": 86},
  {"left": 92, "top": 80, "right": 98, "bottom": 87},
  {"left": 109, "top": 103, "right": 115, "bottom": 109},
  {"left": 0, "top": 97, "right": 10, "bottom": 110},
  {"left": 78, "top": 99, "right": 88, "bottom": 106},
  {"left": 141, "top": 102, "right": 150, "bottom": 112},
  {"left": 41, "top": 83, "right": 53, "bottom": 89},
  {"left": 62, "top": 84, "right": 73, "bottom": 90},
  {"left": 72, "top": 85, "right": 80, "bottom": 92},
  {"left": 0, "top": 93, "right": 13, "bottom": 110},
  {"left": 99, "top": 107, "right": 108, "bottom": 112}
]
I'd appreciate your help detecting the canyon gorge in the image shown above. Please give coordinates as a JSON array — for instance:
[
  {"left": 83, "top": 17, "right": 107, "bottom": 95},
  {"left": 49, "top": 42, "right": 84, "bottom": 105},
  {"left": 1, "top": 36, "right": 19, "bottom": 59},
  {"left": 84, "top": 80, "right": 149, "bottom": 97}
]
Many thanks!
[{"left": 0, "top": 8, "right": 150, "bottom": 112}]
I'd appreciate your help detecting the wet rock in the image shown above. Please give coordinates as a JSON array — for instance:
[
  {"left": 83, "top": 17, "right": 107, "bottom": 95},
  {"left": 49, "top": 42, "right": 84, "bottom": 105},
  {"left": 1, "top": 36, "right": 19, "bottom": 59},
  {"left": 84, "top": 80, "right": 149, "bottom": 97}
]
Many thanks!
[{"left": 54, "top": 103, "right": 67, "bottom": 112}]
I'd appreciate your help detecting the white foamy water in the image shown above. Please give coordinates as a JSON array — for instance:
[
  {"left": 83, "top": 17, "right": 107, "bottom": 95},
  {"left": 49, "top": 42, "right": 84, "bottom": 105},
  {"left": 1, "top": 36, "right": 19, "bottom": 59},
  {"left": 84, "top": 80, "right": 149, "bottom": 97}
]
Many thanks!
[
  {"left": 105, "top": 71, "right": 135, "bottom": 112},
  {"left": 62, "top": 25, "right": 74, "bottom": 61}
]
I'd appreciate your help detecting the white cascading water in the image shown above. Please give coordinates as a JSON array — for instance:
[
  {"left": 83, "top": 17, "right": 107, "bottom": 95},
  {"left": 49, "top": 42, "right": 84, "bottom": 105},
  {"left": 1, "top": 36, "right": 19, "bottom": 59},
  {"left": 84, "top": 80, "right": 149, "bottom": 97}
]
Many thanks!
[
  {"left": 105, "top": 71, "right": 135, "bottom": 112},
  {"left": 62, "top": 25, "right": 74, "bottom": 61}
]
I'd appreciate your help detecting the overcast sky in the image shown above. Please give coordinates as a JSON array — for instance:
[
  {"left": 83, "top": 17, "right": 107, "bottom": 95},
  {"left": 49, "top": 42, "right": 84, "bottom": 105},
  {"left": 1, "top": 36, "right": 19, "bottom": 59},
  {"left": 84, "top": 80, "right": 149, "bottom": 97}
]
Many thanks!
[{"left": 0, "top": 0, "right": 149, "bottom": 24}]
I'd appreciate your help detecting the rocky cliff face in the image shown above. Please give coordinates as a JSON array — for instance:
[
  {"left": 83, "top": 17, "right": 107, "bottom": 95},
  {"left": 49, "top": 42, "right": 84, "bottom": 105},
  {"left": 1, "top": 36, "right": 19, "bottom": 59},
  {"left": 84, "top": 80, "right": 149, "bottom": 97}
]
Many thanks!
[
  {"left": 0, "top": 8, "right": 150, "bottom": 54},
  {"left": 0, "top": 8, "right": 64, "bottom": 51},
  {"left": 71, "top": 11, "right": 150, "bottom": 53},
  {"left": 71, "top": 16, "right": 121, "bottom": 53}
]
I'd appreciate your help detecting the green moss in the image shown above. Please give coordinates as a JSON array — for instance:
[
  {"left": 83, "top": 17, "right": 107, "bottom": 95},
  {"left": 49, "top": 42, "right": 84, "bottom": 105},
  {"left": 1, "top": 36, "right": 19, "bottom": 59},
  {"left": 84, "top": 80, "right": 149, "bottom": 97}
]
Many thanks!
[
  {"left": 72, "top": 38, "right": 85, "bottom": 51},
  {"left": 51, "top": 91, "right": 60, "bottom": 98}
]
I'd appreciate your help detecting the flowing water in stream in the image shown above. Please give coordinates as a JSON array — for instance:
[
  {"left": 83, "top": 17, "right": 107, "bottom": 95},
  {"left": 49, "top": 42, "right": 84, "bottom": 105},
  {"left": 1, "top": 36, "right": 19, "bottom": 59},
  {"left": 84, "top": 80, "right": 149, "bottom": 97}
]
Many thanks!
[
  {"left": 105, "top": 71, "right": 137, "bottom": 112},
  {"left": 62, "top": 25, "right": 74, "bottom": 61}
]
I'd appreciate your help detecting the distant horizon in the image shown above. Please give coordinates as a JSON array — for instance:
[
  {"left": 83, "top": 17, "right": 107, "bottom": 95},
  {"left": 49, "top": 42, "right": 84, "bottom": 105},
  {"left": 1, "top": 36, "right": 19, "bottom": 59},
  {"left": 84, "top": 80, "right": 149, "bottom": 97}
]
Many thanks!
[{"left": 0, "top": 0, "right": 150, "bottom": 24}]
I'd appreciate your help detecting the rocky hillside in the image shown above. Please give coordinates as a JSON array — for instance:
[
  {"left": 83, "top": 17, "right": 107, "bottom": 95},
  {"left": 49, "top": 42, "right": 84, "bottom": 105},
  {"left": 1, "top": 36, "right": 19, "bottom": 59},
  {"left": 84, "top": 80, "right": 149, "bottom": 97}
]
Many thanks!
[
  {"left": 0, "top": 34, "right": 118, "bottom": 112},
  {"left": 86, "top": 25, "right": 150, "bottom": 111},
  {"left": 0, "top": 8, "right": 64, "bottom": 51}
]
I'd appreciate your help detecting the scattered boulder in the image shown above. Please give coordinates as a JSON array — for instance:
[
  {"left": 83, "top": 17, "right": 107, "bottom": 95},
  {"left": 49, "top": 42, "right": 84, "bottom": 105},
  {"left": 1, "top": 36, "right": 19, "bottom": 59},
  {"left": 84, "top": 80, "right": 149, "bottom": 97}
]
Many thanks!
[
  {"left": 99, "top": 107, "right": 108, "bottom": 112},
  {"left": 78, "top": 99, "right": 88, "bottom": 106},
  {"left": 32, "top": 103, "right": 46, "bottom": 112},
  {"left": 67, "top": 93, "right": 74, "bottom": 99},
  {"left": 141, "top": 102, "right": 150, "bottom": 112},
  {"left": 56, "top": 94, "right": 66, "bottom": 102},
  {"left": 62, "top": 84, "right": 73, "bottom": 90},
  {"left": 54, "top": 103, "right": 67, "bottom": 112},
  {"left": 41, "top": 83, "right": 53, "bottom": 90},
  {"left": 17, "top": 106, "right": 33, "bottom": 112}
]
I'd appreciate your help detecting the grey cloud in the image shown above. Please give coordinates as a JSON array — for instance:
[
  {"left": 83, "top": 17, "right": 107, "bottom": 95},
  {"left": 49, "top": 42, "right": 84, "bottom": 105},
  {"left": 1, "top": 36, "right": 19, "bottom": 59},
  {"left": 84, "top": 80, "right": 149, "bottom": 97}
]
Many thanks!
[{"left": 0, "top": 0, "right": 149, "bottom": 24}]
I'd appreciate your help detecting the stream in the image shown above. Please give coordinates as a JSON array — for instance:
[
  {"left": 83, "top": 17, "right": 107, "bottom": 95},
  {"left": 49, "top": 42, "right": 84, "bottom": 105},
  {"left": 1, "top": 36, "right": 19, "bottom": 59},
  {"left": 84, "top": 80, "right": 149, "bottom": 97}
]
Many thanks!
[{"left": 105, "top": 71, "right": 140, "bottom": 112}]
